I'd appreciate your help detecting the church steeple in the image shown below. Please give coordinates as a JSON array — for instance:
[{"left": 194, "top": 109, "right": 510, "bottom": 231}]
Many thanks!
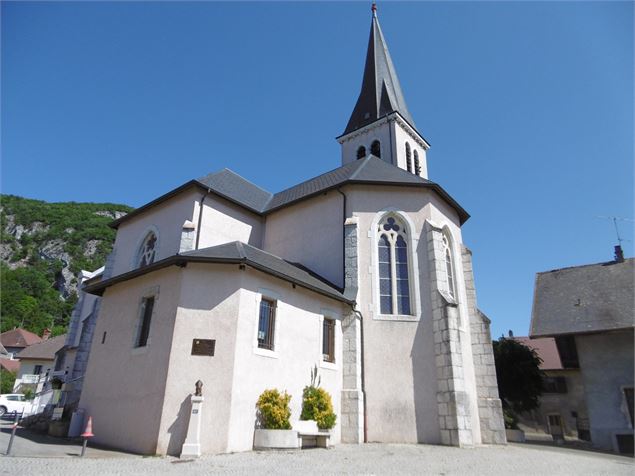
[
  {"left": 343, "top": 4, "right": 416, "bottom": 135},
  {"left": 338, "top": 4, "right": 430, "bottom": 179}
]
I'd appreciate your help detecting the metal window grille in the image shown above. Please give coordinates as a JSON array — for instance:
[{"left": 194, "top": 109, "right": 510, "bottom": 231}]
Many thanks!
[
  {"left": 414, "top": 150, "right": 421, "bottom": 175},
  {"left": 405, "top": 143, "right": 412, "bottom": 173},
  {"left": 322, "top": 318, "right": 335, "bottom": 363},
  {"left": 257, "top": 299, "right": 276, "bottom": 350},
  {"left": 136, "top": 296, "right": 155, "bottom": 347}
]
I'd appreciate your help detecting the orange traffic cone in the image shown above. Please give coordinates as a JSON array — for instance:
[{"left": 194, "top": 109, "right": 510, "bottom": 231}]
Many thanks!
[{"left": 81, "top": 416, "right": 94, "bottom": 438}]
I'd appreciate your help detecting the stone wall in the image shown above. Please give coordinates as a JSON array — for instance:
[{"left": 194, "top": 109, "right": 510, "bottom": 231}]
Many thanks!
[
  {"left": 462, "top": 246, "right": 506, "bottom": 445},
  {"left": 426, "top": 221, "right": 473, "bottom": 446},
  {"left": 340, "top": 217, "right": 364, "bottom": 443}
]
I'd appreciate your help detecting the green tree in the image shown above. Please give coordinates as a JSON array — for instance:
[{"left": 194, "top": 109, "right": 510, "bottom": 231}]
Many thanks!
[
  {"left": 493, "top": 337, "right": 544, "bottom": 414},
  {"left": 1, "top": 369, "right": 16, "bottom": 394}
]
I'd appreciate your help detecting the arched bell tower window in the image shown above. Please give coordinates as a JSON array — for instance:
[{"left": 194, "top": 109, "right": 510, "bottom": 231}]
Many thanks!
[
  {"left": 371, "top": 140, "right": 381, "bottom": 158},
  {"left": 405, "top": 142, "right": 412, "bottom": 172},
  {"left": 442, "top": 233, "right": 456, "bottom": 299},
  {"left": 377, "top": 215, "right": 411, "bottom": 315},
  {"left": 137, "top": 232, "right": 157, "bottom": 268},
  {"left": 414, "top": 150, "right": 421, "bottom": 176},
  {"left": 357, "top": 145, "right": 366, "bottom": 160}
]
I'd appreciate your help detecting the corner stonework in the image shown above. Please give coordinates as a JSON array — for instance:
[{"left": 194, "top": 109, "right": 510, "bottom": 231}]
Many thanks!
[
  {"left": 426, "top": 221, "right": 473, "bottom": 447},
  {"left": 462, "top": 246, "right": 506, "bottom": 445},
  {"left": 340, "top": 217, "right": 364, "bottom": 444}
]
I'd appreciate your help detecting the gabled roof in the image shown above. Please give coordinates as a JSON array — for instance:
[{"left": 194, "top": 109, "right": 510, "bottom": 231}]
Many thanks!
[
  {"left": 530, "top": 258, "right": 635, "bottom": 338},
  {"left": 111, "top": 156, "right": 469, "bottom": 228},
  {"left": 343, "top": 7, "right": 415, "bottom": 136},
  {"left": 84, "top": 242, "right": 352, "bottom": 305},
  {"left": 0, "top": 329, "right": 43, "bottom": 349},
  {"left": 197, "top": 169, "right": 273, "bottom": 214},
  {"left": 513, "top": 336, "right": 563, "bottom": 371},
  {"left": 0, "top": 359, "right": 20, "bottom": 373},
  {"left": 17, "top": 334, "right": 66, "bottom": 361}
]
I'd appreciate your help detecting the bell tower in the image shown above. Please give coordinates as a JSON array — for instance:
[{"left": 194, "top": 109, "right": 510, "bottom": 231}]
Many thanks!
[{"left": 337, "top": 4, "right": 430, "bottom": 179}]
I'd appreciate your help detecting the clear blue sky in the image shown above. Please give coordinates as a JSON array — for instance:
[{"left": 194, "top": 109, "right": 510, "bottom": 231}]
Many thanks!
[{"left": 2, "top": 1, "right": 633, "bottom": 338}]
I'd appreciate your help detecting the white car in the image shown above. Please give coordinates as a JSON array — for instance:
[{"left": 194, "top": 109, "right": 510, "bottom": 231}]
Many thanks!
[{"left": 0, "top": 394, "right": 27, "bottom": 416}]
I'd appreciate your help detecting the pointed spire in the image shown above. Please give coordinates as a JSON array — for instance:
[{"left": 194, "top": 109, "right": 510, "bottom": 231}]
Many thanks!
[{"left": 343, "top": 5, "right": 416, "bottom": 135}]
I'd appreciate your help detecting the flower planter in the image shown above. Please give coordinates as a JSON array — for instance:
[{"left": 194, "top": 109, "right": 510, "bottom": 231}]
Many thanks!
[
  {"left": 505, "top": 429, "right": 526, "bottom": 443},
  {"left": 253, "top": 429, "right": 300, "bottom": 450}
]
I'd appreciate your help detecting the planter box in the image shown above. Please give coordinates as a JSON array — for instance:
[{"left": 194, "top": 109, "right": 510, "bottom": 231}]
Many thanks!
[
  {"left": 505, "top": 429, "right": 526, "bottom": 443},
  {"left": 253, "top": 429, "right": 299, "bottom": 450}
]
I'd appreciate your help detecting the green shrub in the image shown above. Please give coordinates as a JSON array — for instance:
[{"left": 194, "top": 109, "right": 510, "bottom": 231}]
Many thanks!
[
  {"left": 301, "top": 386, "right": 337, "bottom": 430},
  {"left": 0, "top": 369, "right": 16, "bottom": 394},
  {"left": 256, "top": 389, "right": 292, "bottom": 430}
]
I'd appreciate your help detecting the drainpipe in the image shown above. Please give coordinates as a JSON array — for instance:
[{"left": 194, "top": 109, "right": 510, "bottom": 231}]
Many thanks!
[
  {"left": 195, "top": 189, "right": 211, "bottom": 250},
  {"left": 354, "top": 309, "right": 368, "bottom": 443}
]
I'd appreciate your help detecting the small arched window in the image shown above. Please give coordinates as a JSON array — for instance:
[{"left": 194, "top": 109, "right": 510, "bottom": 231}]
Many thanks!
[
  {"left": 357, "top": 146, "right": 366, "bottom": 160},
  {"left": 137, "top": 232, "right": 157, "bottom": 268},
  {"left": 405, "top": 142, "right": 412, "bottom": 172},
  {"left": 414, "top": 150, "right": 421, "bottom": 176},
  {"left": 442, "top": 234, "right": 456, "bottom": 299},
  {"left": 371, "top": 140, "right": 381, "bottom": 158},
  {"left": 377, "top": 215, "right": 411, "bottom": 315}
]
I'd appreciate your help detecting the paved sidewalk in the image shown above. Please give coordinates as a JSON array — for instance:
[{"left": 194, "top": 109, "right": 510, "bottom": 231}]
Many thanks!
[{"left": 1, "top": 439, "right": 633, "bottom": 475}]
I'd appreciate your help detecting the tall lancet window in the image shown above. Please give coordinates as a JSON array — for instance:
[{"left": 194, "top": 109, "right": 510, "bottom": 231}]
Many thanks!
[
  {"left": 371, "top": 140, "right": 381, "bottom": 158},
  {"left": 137, "top": 232, "right": 157, "bottom": 268},
  {"left": 405, "top": 142, "right": 412, "bottom": 172},
  {"left": 357, "top": 146, "right": 366, "bottom": 159},
  {"left": 414, "top": 150, "right": 421, "bottom": 176},
  {"left": 377, "top": 215, "right": 411, "bottom": 315},
  {"left": 442, "top": 234, "right": 456, "bottom": 299}
]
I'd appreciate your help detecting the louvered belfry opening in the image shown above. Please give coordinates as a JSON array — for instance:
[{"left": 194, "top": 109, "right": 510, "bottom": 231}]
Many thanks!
[{"left": 257, "top": 298, "right": 276, "bottom": 350}]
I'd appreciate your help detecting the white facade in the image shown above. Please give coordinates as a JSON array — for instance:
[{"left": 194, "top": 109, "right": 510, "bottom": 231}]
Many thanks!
[{"left": 77, "top": 6, "right": 505, "bottom": 456}]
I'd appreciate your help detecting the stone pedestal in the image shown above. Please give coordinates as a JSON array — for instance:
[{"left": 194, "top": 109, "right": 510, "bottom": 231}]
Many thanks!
[{"left": 180, "top": 395, "right": 204, "bottom": 458}]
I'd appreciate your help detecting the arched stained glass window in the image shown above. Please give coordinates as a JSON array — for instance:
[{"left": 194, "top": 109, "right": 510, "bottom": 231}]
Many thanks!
[
  {"left": 442, "top": 234, "right": 456, "bottom": 299},
  {"left": 377, "top": 215, "right": 412, "bottom": 315},
  {"left": 405, "top": 142, "right": 412, "bottom": 173},
  {"left": 357, "top": 146, "right": 366, "bottom": 159},
  {"left": 414, "top": 150, "right": 421, "bottom": 176},
  {"left": 371, "top": 140, "right": 381, "bottom": 158},
  {"left": 138, "top": 232, "right": 157, "bottom": 268}
]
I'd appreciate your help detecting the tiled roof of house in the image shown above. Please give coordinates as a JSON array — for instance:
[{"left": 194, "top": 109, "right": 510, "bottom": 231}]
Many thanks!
[
  {"left": 84, "top": 242, "right": 351, "bottom": 304},
  {"left": 530, "top": 257, "right": 634, "bottom": 337},
  {"left": 0, "top": 328, "right": 43, "bottom": 349},
  {"left": 16, "top": 334, "right": 66, "bottom": 361},
  {"left": 0, "top": 358, "right": 20, "bottom": 373},
  {"left": 513, "top": 336, "right": 563, "bottom": 370},
  {"left": 110, "top": 155, "right": 469, "bottom": 228}
]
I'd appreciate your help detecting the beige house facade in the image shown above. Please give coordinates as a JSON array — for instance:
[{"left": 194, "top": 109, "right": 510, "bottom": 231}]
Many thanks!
[{"left": 79, "top": 6, "right": 506, "bottom": 455}]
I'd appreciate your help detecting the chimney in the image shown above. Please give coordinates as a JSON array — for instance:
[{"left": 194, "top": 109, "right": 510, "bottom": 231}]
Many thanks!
[
  {"left": 508, "top": 330, "right": 514, "bottom": 338},
  {"left": 42, "top": 328, "right": 51, "bottom": 341},
  {"left": 614, "top": 245, "right": 625, "bottom": 263}
]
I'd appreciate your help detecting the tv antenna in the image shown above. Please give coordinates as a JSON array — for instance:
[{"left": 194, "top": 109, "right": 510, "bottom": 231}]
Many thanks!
[{"left": 595, "top": 216, "right": 633, "bottom": 246}]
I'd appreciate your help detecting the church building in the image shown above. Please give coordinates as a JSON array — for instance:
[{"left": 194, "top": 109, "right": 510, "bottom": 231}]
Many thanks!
[{"left": 79, "top": 5, "right": 506, "bottom": 455}]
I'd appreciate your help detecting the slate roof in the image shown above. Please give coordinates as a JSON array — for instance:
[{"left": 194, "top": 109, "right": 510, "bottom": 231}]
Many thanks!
[
  {"left": 17, "top": 334, "right": 66, "bottom": 361},
  {"left": 343, "top": 8, "right": 416, "bottom": 135},
  {"left": 84, "top": 242, "right": 351, "bottom": 304},
  {"left": 0, "top": 329, "right": 43, "bottom": 349},
  {"left": 530, "top": 258, "right": 635, "bottom": 338},
  {"left": 513, "top": 336, "right": 563, "bottom": 371},
  {"left": 197, "top": 169, "right": 273, "bottom": 214}
]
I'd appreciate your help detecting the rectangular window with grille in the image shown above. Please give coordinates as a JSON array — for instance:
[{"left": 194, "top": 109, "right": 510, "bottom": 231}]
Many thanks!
[
  {"left": 322, "top": 318, "right": 335, "bottom": 363},
  {"left": 257, "top": 298, "right": 276, "bottom": 351},
  {"left": 135, "top": 296, "right": 155, "bottom": 348},
  {"left": 543, "top": 376, "right": 567, "bottom": 393}
]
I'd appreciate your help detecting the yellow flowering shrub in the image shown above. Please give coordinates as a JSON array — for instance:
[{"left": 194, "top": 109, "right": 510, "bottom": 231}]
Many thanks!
[{"left": 256, "top": 389, "right": 292, "bottom": 430}]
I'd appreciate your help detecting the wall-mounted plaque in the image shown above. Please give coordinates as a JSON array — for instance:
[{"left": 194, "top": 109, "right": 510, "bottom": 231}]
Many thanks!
[{"left": 191, "top": 339, "right": 215, "bottom": 356}]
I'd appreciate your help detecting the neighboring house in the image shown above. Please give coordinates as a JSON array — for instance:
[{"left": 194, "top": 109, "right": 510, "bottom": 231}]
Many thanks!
[
  {"left": 530, "top": 250, "right": 634, "bottom": 455},
  {"left": 78, "top": 6, "right": 506, "bottom": 455},
  {"left": 54, "top": 267, "right": 104, "bottom": 404},
  {"left": 0, "top": 328, "right": 43, "bottom": 358},
  {"left": 13, "top": 335, "right": 67, "bottom": 392},
  {"left": 513, "top": 336, "right": 590, "bottom": 440},
  {"left": 0, "top": 342, "right": 20, "bottom": 373}
]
